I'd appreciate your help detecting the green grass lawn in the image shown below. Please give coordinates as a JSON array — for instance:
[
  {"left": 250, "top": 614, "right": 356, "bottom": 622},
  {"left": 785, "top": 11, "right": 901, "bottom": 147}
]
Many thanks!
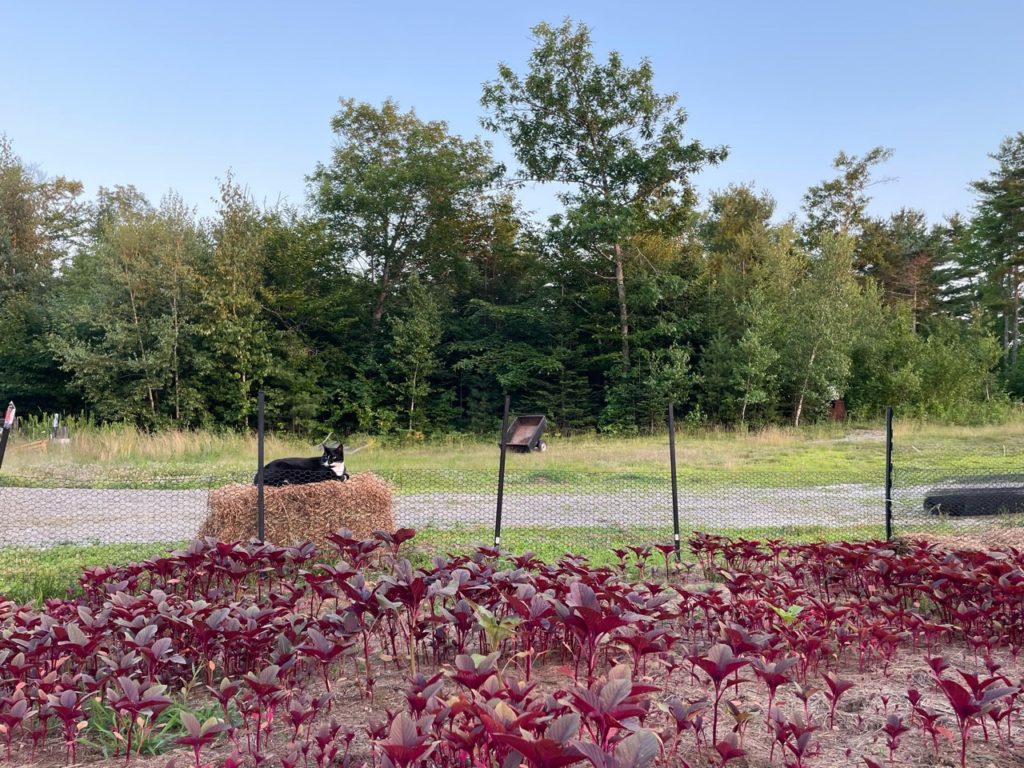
[
  {"left": 408, "top": 522, "right": 889, "bottom": 569},
  {"left": 0, "top": 542, "right": 185, "bottom": 604},
  {"left": 0, "top": 522, "right": 895, "bottom": 605}
]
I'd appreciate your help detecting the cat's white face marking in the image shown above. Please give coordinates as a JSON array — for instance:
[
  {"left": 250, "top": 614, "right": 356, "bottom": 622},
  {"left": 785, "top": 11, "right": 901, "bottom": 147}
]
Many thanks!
[{"left": 331, "top": 461, "right": 347, "bottom": 477}]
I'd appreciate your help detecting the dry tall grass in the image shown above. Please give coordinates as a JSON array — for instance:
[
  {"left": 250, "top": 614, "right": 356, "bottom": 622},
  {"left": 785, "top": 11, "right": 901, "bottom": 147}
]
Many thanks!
[{"left": 2, "top": 427, "right": 311, "bottom": 478}]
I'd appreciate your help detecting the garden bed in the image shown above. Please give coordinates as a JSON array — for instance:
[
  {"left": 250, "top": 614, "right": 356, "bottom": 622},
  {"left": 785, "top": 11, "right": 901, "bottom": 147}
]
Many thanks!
[{"left": 1, "top": 532, "right": 1023, "bottom": 767}]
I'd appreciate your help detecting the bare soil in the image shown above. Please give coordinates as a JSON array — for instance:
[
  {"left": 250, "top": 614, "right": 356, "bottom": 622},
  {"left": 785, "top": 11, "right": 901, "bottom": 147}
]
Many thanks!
[{"left": 7, "top": 573, "right": 1023, "bottom": 768}]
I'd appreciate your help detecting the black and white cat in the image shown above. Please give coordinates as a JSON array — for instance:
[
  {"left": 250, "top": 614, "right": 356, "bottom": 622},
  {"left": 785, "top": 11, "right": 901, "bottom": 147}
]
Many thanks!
[{"left": 255, "top": 442, "right": 349, "bottom": 486}]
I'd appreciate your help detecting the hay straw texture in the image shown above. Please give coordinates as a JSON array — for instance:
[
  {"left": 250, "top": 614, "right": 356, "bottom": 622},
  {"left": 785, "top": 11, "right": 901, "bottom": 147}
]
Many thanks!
[{"left": 201, "top": 473, "right": 394, "bottom": 546}]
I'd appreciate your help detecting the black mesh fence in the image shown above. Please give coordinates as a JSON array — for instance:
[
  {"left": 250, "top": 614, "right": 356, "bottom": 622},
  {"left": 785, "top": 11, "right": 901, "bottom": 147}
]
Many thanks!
[
  {"left": 677, "top": 470, "right": 886, "bottom": 541},
  {"left": 0, "top": 476, "right": 212, "bottom": 548},
  {"left": 383, "top": 469, "right": 679, "bottom": 560},
  {"left": 0, "top": 465, "right": 889, "bottom": 601},
  {"left": 3, "top": 430, "right": 1024, "bottom": 602},
  {"left": 890, "top": 447, "right": 1024, "bottom": 544},
  {"left": 382, "top": 468, "right": 889, "bottom": 558},
  {"left": 0, "top": 472, "right": 218, "bottom": 602}
]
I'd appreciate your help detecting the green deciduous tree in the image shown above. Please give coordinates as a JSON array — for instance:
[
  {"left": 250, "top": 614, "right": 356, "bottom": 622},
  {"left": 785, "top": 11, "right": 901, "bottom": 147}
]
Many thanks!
[
  {"left": 194, "top": 176, "right": 277, "bottom": 428},
  {"left": 696, "top": 195, "right": 788, "bottom": 424},
  {"left": 733, "top": 298, "right": 782, "bottom": 425},
  {"left": 481, "top": 18, "right": 726, "bottom": 373},
  {"left": 802, "top": 146, "right": 893, "bottom": 252},
  {"left": 387, "top": 277, "right": 441, "bottom": 431},
  {"left": 784, "top": 236, "right": 863, "bottom": 426},
  {"left": 700, "top": 184, "right": 777, "bottom": 318},
  {"left": 0, "top": 137, "right": 85, "bottom": 409},
  {"left": 310, "top": 99, "right": 500, "bottom": 328},
  {"left": 50, "top": 188, "right": 205, "bottom": 426}
]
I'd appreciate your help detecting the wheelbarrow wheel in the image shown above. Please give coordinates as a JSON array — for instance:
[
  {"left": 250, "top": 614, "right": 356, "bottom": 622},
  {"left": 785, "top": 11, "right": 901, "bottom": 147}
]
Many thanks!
[{"left": 534, "top": 440, "right": 547, "bottom": 452}]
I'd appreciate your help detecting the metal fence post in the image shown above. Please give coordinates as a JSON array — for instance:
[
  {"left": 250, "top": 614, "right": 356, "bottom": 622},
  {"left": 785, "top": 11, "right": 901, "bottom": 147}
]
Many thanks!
[
  {"left": 0, "top": 402, "right": 15, "bottom": 471},
  {"left": 494, "top": 395, "right": 510, "bottom": 550},
  {"left": 257, "top": 390, "right": 265, "bottom": 543},
  {"left": 885, "top": 406, "right": 893, "bottom": 541},
  {"left": 668, "top": 402, "right": 681, "bottom": 561}
]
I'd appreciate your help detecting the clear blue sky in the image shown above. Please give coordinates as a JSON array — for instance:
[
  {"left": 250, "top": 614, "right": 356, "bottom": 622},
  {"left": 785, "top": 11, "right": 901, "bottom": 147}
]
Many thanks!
[{"left": 3, "top": 1, "right": 1022, "bottom": 225}]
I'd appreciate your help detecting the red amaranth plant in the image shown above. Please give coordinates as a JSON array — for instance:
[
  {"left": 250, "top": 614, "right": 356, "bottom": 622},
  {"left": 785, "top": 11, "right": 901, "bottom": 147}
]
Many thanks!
[
  {"left": 105, "top": 676, "right": 173, "bottom": 764},
  {"left": 567, "top": 664, "right": 656, "bottom": 751},
  {"left": 822, "top": 674, "right": 854, "bottom": 729},
  {"left": 752, "top": 656, "right": 797, "bottom": 731},
  {"left": 882, "top": 713, "right": 909, "bottom": 763},
  {"left": 174, "top": 712, "right": 229, "bottom": 768},
  {"left": 492, "top": 712, "right": 586, "bottom": 768},
  {"left": 690, "top": 644, "right": 749, "bottom": 745},
  {"left": 930, "top": 661, "right": 1018, "bottom": 768}
]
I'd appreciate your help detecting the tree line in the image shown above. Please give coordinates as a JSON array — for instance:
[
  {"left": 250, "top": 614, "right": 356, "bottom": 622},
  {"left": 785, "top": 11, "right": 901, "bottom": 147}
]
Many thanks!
[{"left": 2, "top": 20, "right": 1022, "bottom": 435}]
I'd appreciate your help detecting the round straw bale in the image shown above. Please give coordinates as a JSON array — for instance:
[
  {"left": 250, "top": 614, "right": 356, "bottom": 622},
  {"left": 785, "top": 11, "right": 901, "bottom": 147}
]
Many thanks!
[{"left": 200, "top": 472, "right": 394, "bottom": 546}]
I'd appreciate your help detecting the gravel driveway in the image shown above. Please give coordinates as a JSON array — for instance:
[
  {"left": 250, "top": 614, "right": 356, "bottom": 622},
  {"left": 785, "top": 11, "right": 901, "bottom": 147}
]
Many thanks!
[
  {"left": 0, "top": 482, "right": 957, "bottom": 548},
  {"left": 393, "top": 484, "right": 888, "bottom": 529},
  {"left": 0, "top": 487, "right": 210, "bottom": 547}
]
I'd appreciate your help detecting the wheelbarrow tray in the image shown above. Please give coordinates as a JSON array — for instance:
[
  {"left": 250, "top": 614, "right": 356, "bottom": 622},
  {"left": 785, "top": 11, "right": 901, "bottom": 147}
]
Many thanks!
[{"left": 502, "top": 415, "right": 548, "bottom": 451}]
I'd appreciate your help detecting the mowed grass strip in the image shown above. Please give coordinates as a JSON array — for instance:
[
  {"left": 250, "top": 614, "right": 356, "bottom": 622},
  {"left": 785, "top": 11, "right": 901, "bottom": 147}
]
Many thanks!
[
  {"left": 407, "top": 523, "right": 889, "bottom": 569},
  {"left": 0, "top": 521, "right": 893, "bottom": 604},
  {"left": 0, "top": 542, "right": 186, "bottom": 604}
]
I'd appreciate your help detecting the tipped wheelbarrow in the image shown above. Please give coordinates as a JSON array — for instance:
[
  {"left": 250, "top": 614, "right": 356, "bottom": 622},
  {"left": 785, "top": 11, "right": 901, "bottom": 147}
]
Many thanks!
[{"left": 501, "top": 415, "right": 548, "bottom": 453}]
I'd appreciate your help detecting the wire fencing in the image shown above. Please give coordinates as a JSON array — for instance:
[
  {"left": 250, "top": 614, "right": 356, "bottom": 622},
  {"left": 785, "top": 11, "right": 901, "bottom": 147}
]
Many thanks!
[
  {"left": 383, "top": 468, "right": 890, "bottom": 554},
  {"left": 890, "top": 460, "right": 1024, "bottom": 545},
  {"left": 1, "top": 456, "right": 1021, "bottom": 561},
  {"left": 0, "top": 465, "right": 888, "bottom": 600},
  {"left": 383, "top": 469, "right": 679, "bottom": 559},
  {"left": 2, "top": 421, "right": 1023, "bottom": 600},
  {"left": 0, "top": 472, "right": 215, "bottom": 602},
  {"left": 0, "top": 476, "right": 211, "bottom": 549}
]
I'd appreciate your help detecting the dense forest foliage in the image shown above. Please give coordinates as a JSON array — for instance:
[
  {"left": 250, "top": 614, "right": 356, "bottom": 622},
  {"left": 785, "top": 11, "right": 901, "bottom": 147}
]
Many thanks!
[{"left": 2, "top": 20, "right": 1022, "bottom": 434}]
